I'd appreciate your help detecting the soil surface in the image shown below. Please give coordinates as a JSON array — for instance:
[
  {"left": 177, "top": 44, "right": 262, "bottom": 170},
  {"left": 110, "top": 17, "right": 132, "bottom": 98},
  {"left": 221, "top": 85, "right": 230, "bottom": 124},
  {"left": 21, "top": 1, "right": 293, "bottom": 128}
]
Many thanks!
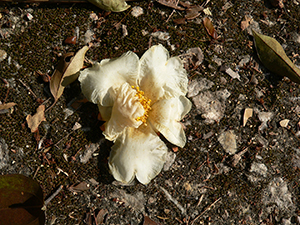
[{"left": 1, "top": 0, "right": 300, "bottom": 224}]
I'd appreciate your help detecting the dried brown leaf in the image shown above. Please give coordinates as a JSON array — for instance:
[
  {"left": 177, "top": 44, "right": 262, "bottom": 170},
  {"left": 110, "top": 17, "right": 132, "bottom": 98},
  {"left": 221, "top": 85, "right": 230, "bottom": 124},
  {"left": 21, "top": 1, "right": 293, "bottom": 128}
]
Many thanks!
[
  {"left": 203, "top": 17, "right": 217, "bottom": 39},
  {"left": 253, "top": 30, "right": 300, "bottom": 84},
  {"left": 69, "top": 181, "right": 90, "bottom": 192},
  {"left": 185, "top": 5, "right": 203, "bottom": 19},
  {"left": 26, "top": 105, "right": 46, "bottom": 133},
  {"left": 179, "top": 1, "right": 191, "bottom": 8},
  {"left": 50, "top": 46, "right": 89, "bottom": 105},
  {"left": 173, "top": 17, "right": 186, "bottom": 24},
  {"left": 156, "top": 0, "right": 185, "bottom": 10},
  {"left": 241, "top": 15, "right": 252, "bottom": 31},
  {"left": 0, "top": 102, "right": 16, "bottom": 110},
  {"left": 143, "top": 215, "right": 160, "bottom": 225},
  {"left": 185, "top": 8, "right": 201, "bottom": 20},
  {"left": 96, "top": 209, "right": 108, "bottom": 224}
]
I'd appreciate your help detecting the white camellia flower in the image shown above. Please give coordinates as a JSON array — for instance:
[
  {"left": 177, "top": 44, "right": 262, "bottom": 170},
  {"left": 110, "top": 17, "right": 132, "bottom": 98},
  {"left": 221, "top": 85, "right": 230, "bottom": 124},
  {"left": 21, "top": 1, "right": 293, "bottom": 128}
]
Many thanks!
[{"left": 79, "top": 44, "right": 192, "bottom": 184}]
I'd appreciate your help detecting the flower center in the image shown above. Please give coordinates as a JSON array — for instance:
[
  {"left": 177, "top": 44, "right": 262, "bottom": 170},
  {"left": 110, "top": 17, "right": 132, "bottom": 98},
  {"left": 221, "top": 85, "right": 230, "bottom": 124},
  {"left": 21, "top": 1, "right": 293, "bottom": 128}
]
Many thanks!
[{"left": 132, "top": 86, "right": 151, "bottom": 125}]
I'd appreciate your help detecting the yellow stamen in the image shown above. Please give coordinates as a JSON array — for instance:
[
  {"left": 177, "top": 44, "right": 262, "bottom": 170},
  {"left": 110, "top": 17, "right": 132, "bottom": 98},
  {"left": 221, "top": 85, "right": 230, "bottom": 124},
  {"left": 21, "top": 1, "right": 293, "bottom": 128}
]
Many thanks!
[{"left": 132, "top": 86, "right": 152, "bottom": 125}]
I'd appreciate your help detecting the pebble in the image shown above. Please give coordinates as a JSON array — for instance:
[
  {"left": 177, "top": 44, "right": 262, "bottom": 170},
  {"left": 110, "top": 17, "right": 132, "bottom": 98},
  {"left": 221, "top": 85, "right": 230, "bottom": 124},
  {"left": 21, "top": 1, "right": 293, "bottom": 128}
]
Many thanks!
[
  {"left": 163, "top": 151, "right": 176, "bottom": 171},
  {"left": 243, "top": 108, "right": 253, "bottom": 126},
  {"left": 186, "top": 47, "right": 204, "bottom": 67},
  {"left": 89, "top": 12, "right": 98, "bottom": 20},
  {"left": 122, "top": 24, "right": 128, "bottom": 37},
  {"left": 151, "top": 31, "right": 170, "bottom": 41},
  {"left": 0, "top": 49, "right": 7, "bottom": 62},
  {"left": 26, "top": 13, "right": 33, "bottom": 21},
  {"left": 262, "top": 177, "right": 294, "bottom": 211},
  {"left": 187, "top": 78, "right": 214, "bottom": 98},
  {"left": 0, "top": 138, "right": 10, "bottom": 169},
  {"left": 192, "top": 89, "right": 230, "bottom": 124},
  {"left": 131, "top": 6, "right": 143, "bottom": 17},
  {"left": 238, "top": 55, "right": 250, "bottom": 68},
  {"left": 279, "top": 119, "right": 289, "bottom": 128},
  {"left": 225, "top": 67, "right": 240, "bottom": 81},
  {"left": 258, "top": 111, "right": 273, "bottom": 131},
  {"left": 84, "top": 29, "right": 94, "bottom": 44},
  {"left": 218, "top": 130, "right": 237, "bottom": 155},
  {"left": 250, "top": 162, "right": 268, "bottom": 177}
]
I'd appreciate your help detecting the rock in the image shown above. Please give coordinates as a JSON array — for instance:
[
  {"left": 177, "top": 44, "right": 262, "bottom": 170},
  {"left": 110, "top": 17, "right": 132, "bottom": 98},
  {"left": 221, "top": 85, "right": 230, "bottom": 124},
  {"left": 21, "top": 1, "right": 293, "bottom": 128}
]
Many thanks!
[
  {"left": 0, "top": 49, "right": 7, "bottom": 62},
  {"left": 84, "top": 29, "right": 94, "bottom": 44},
  {"left": 151, "top": 31, "right": 170, "bottom": 41},
  {"left": 212, "top": 55, "right": 223, "bottom": 66},
  {"left": 258, "top": 111, "right": 273, "bottom": 131},
  {"left": 131, "top": 6, "right": 143, "bottom": 17},
  {"left": 80, "top": 142, "right": 102, "bottom": 164},
  {"left": 225, "top": 67, "right": 240, "bottom": 81},
  {"left": 187, "top": 78, "right": 214, "bottom": 98},
  {"left": 253, "top": 134, "right": 269, "bottom": 148},
  {"left": 218, "top": 130, "right": 237, "bottom": 155},
  {"left": 279, "top": 119, "right": 290, "bottom": 128},
  {"left": 89, "top": 12, "right": 98, "bottom": 20},
  {"left": 243, "top": 108, "right": 253, "bottom": 126},
  {"left": 111, "top": 189, "right": 145, "bottom": 212},
  {"left": 163, "top": 151, "right": 176, "bottom": 171},
  {"left": 238, "top": 55, "right": 250, "bottom": 68},
  {"left": 192, "top": 89, "right": 230, "bottom": 124},
  {"left": 0, "top": 138, "right": 10, "bottom": 169},
  {"left": 262, "top": 177, "right": 294, "bottom": 212},
  {"left": 186, "top": 47, "right": 204, "bottom": 67},
  {"left": 249, "top": 162, "right": 268, "bottom": 177},
  {"left": 292, "top": 148, "right": 300, "bottom": 169}
]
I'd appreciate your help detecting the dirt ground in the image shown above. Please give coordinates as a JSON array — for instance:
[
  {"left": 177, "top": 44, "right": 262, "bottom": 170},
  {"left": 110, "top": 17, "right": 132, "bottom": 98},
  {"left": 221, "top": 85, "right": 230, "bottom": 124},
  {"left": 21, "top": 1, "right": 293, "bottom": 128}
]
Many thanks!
[{"left": 1, "top": 0, "right": 300, "bottom": 224}]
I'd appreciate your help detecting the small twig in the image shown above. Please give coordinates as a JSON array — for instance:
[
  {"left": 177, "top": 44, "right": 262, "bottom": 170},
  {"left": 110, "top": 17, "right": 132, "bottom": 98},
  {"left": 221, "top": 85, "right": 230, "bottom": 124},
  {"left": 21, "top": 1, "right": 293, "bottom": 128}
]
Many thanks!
[
  {"left": 166, "top": 0, "right": 179, "bottom": 23},
  {"left": 33, "top": 166, "right": 40, "bottom": 179},
  {"left": 160, "top": 186, "right": 186, "bottom": 215},
  {"left": 113, "top": 8, "right": 132, "bottom": 29},
  {"left": 43, "top": 185, "right": 63, "bottom": 209},
  {"left": 54, "top": 130, "right": 75, "bottom": 148},
  {"left": 191, "top": 197, "right": 221, "bottom": 225},
  {"left": 231, "top": 147, "right": 249, "bottom": 167},
  {"left": 18, "top": 79, "right": 38, "bottom": 99},
  {"left": 196, "top": 194, "right": 204, "bottom": 207}
]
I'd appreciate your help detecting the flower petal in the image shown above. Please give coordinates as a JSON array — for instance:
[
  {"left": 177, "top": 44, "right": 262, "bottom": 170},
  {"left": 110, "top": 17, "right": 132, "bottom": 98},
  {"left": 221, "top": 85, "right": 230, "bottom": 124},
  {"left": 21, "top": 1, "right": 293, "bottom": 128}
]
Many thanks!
[
  {"left": 149, "top": 96, "right": 192, "bottom": 148},
  {"left": 109, "top": 125, "right": 168, "bottom": 184},
  {"left": 98, "top": 105, "right": 112, "bottom": 121},
  {"left": 104, "top": 83, "right": 144, "bottom": 141},
  {"left": 78, "top": 51, "right": 139, "bottom": 107},
  {"left": 139, "top": 44, "right": 188, "bottom": 102}
]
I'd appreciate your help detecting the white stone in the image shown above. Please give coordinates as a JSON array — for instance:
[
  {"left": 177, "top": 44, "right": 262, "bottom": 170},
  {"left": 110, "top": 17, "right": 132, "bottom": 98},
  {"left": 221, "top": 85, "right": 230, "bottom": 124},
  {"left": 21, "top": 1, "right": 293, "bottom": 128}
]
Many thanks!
[
  {"left": 131, "top": 6, "right": 144, "bottom": 17},
  {"left": 218, "top": 130, "right": 237, "bottom": 155},
  {"left": 243, "top": 108, "right": 253, "bottom": 126},
  {"left": 279, "top": 119, "right": 290, "bottom": 128}
]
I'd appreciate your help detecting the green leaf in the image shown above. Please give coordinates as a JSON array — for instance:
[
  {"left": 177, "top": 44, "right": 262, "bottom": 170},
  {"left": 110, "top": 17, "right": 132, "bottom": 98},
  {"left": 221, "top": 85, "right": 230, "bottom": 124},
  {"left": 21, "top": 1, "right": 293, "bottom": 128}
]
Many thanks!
[
  {"left": 87, "top": 0, "right": 130, "bottom": 12},
  {"left": 253, "top": 29, "right": 300, "bottom": 84},
  {"left": 0, "top": 174, "right": 45, "bottom": 225}
]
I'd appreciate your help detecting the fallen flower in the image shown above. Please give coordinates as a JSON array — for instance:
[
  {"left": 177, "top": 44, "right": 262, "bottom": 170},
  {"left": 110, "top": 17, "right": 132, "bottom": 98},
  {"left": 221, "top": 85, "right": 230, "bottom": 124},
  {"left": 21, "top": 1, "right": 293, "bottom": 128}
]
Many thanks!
[{"left": 79, "top": 44, "right": 192, "bottom": 184}]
